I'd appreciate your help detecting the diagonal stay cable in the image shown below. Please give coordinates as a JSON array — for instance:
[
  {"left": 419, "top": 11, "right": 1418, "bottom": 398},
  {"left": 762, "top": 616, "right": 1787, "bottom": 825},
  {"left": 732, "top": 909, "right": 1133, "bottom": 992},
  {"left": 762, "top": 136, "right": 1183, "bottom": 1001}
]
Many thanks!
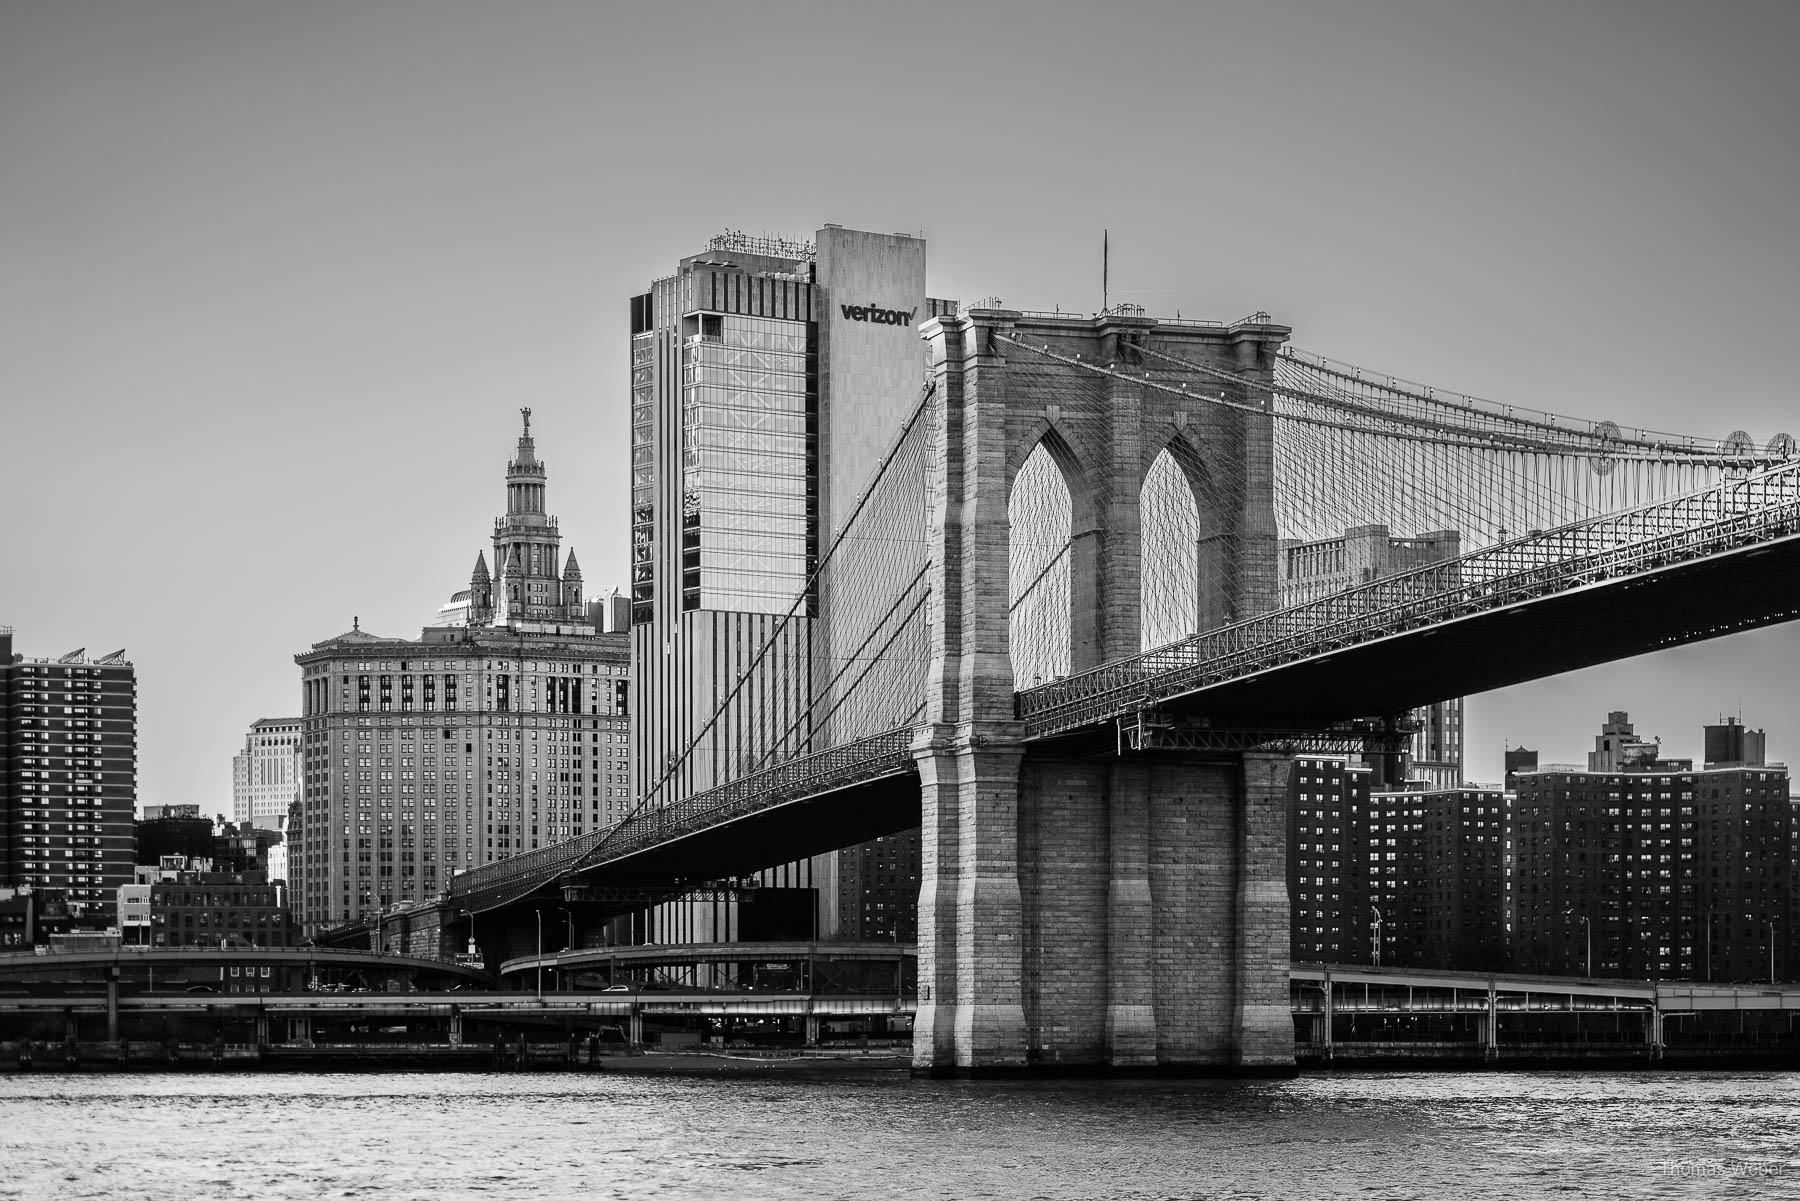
[{"left": 546, "top": 381, "right": 938, "bottom": 886}]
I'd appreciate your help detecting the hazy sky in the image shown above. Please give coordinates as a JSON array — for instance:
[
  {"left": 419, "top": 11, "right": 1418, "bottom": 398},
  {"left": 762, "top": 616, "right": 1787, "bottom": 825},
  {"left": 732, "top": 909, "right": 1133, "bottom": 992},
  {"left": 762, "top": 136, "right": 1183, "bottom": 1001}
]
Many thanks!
[{"left": 4, "top": 1, "right": 1797, "bottom": 809}]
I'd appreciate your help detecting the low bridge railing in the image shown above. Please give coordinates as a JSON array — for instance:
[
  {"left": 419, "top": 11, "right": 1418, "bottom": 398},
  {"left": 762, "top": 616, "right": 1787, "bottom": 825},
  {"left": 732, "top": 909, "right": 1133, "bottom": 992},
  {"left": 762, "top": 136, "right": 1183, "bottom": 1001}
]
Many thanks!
[
  {"left": 1018, "top": 461, "right": 1800, "bottom": 737},
  {"left": 448, "top": 727, "right": 918, "bottom": 912}
]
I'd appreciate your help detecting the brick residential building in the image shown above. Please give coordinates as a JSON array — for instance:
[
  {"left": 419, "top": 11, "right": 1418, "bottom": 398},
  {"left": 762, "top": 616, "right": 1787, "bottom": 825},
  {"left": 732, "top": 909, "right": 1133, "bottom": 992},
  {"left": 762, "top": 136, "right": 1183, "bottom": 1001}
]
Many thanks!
[
  {"left": 1368, "top": 786, "right": 1511, "bottom": 972},
  {"left": 1288, "top": 754, "right": 1509, "bottom": 971},
  {"left": 1288, "top": 755, "right": 1374, "bottom": 963},
  {"left": 147, "top": 865, "right": 295, "bottom": 949},
  {"left": 1511, "top": 713, "right": 1790, "bottom": 982},
  {"left": 0, "top": 629, "right": 137, "bottom": 916}
]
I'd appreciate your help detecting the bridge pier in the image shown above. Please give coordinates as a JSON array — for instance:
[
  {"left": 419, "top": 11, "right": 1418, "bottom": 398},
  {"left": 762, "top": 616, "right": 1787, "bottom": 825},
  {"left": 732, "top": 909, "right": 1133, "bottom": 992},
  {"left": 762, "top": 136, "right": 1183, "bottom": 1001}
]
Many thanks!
[
  {"left": 1104, "top": 761, "right": 1157, "bottom": 1067},
  {"left": 912, "top": 742, "right": 1294, "bottom": 1075},
  {"left": 913, "top": 732, "right": 1031, "bottom": 1073}
]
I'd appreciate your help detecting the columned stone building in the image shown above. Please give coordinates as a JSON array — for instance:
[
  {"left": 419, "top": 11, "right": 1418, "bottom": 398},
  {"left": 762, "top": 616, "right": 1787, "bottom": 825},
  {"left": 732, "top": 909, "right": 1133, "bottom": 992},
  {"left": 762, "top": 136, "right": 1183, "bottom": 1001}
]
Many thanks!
[
  {"left": 292, "top": 416, "right": 629, "bottom": 935},
  {"left": 231, "top": 717, "right": 301, "bottom": 828}
]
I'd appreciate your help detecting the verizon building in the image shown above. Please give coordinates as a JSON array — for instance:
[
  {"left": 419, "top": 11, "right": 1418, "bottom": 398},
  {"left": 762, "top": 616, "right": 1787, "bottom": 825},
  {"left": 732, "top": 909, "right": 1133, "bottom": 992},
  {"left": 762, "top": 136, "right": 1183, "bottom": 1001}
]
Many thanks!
[
  {"left": 629, "top": 227, "right": 951, "bottom": 796},
  {"left": 628, "top": 226, "right": 949, "bottom": 931}
]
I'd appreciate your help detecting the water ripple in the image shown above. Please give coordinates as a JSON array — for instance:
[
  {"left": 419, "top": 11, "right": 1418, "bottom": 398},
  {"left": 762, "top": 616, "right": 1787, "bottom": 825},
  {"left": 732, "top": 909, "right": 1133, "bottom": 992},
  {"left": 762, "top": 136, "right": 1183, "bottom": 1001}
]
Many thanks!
[{"left": 1, "top": 1070, "right": 1798, "bottom": 1199}]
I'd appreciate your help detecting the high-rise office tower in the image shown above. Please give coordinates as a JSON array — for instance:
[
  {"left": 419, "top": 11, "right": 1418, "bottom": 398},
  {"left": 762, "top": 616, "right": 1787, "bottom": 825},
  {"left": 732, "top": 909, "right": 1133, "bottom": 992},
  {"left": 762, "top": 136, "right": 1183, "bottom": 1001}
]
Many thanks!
[
  {"left": 626, "top": 227, "right": 951, "bottom": 931},
  {"left": 292, "top": 416, "right": 630, "bottom": 934},
  {"left": 232, "top": 717, "right": 302, "bottom": 828},
  {"left": 0, "top": 628, "right": 138, "bottom": 915}
]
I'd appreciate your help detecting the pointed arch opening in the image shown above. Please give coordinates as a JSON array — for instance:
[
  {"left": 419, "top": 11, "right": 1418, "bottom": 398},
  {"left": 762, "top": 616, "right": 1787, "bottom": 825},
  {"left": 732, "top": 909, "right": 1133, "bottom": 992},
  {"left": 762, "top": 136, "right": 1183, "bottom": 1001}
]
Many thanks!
[
  {"left": 1009, "top": 439, "right": 1075, "bottom": 686},
  {"left": 1139, "top": 437, "right": 1232, "bottom": 648}
]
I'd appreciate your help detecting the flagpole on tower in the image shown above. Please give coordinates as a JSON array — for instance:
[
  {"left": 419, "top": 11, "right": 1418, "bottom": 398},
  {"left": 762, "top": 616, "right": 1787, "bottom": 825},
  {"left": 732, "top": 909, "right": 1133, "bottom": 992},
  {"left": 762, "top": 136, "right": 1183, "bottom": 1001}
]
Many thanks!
[{"left": 1102, "top": 229, "right": 1109, "bottom": 314}]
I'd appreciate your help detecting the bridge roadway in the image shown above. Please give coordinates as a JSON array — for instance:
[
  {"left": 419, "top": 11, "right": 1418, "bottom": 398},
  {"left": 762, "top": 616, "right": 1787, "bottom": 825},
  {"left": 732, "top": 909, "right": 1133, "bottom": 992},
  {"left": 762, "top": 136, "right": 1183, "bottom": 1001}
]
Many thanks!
[
  {"left": 5, "top": 964, "right": 1796, "bottom": 1062},
  {"left": 450, "top": 463, "right": 1800, "bottom": 915},
  {"left": 498, "top": 939, "right": 915, "bottom": 980},
  {"left": 1291, "top": 963, "right": 1800, "bottom": 1014},
  {"left": 1291, "top": 963, "right": 1800, "bottom": 1065},
  {"left": 0, "top": 946, "right": 491, "bottom": 990}
]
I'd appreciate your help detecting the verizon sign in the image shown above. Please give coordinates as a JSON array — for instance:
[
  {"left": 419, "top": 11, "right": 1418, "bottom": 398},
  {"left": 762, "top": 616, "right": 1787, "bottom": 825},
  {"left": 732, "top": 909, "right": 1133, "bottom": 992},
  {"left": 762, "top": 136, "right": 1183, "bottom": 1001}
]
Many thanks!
[{"left": 840, "top": 303, "right": 917, "bottom": 326}]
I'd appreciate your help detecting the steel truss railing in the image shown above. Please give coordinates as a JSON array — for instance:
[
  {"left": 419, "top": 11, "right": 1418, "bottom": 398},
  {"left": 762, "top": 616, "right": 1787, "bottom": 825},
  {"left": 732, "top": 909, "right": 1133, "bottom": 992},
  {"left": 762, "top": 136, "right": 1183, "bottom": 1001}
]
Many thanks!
[
  {"left": 1118, "top": 713, "right": 1416, "bottom": 755},
  {"left": 448, "top": 727, "right": 917, "bottom": 912},
  {"left": 1019, "top": 461, "right": 1800, "bottom": 738}
]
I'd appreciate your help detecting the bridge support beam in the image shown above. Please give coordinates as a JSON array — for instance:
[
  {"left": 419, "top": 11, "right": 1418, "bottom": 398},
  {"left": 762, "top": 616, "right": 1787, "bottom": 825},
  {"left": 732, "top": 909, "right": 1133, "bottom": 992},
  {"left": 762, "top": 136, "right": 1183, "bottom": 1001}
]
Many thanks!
[
  {"left": 912, "top": 742, "right": 1295, "bottom": 1074},
  {"left": 1103, "top": 761, "right": 1157, "bottom": 1067},
  {"left": 1233, "top": 752, "right": 1296, "bottom": 1069},
  {"left": 913, "top": 733, "right": 1030, "bottom": 1075},
  {"left": 1014, "top": 748, "right": 1294, "bottom": 1072}
]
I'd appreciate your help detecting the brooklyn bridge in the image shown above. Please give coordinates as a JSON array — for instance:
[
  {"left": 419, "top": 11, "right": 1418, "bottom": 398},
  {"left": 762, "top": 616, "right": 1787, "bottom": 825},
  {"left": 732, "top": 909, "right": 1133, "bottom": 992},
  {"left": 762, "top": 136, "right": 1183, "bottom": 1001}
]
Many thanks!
[{"left": 368, "top": 304, "right": 1795, "bottom": 1075}]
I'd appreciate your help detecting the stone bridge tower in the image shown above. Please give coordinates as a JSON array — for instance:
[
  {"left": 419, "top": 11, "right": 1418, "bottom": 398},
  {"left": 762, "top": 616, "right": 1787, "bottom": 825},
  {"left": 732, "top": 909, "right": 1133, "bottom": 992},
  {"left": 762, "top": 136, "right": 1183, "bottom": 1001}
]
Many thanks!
[{"left": 912, "top": 306, "right": 1296, "bottom": 1074}]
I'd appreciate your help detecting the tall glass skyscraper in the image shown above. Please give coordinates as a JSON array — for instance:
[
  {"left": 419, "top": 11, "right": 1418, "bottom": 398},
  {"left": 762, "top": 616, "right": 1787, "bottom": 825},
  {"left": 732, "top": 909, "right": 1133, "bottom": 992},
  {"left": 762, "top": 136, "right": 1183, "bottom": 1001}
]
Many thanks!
[
  {"left": 628, "top": 226, "right": 949, "bottom": 932},
  {"left": 630, "top": 240, "right": 822, "bottom": 799}
]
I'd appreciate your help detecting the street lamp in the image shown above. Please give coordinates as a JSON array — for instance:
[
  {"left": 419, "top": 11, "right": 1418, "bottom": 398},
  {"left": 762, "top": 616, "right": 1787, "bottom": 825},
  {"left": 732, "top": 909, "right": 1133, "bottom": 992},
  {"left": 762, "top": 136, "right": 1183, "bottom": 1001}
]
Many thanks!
[
  {"left": 459, "top": 910, "right": 480, "bottom": 966},
  {"left": 1370, "top": 906, "right": 1383, "bottom": 968},
  {"left": 559, "top": 907, "right": 575, "bottom": 952},
  {"left": 534, "top": 910, "right": 543, "bottom": 1000},
  {"left": 1768, "top": 919, "right": 1780, "bottom": 985}
]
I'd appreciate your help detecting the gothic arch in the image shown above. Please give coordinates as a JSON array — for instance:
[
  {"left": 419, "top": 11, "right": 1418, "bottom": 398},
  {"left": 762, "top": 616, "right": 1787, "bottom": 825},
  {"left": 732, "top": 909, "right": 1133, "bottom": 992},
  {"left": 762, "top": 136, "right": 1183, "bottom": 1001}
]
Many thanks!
[{"left": 1139, "top": 431, "right": 1235, "bottom": 644}]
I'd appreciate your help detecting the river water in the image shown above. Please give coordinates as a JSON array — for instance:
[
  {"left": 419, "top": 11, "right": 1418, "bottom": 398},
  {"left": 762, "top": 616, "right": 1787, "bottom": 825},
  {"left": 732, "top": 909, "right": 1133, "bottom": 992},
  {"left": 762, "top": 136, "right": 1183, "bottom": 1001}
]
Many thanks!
[{"left": 1, "top": 1069, "right": 1796, "bottom": 1200}]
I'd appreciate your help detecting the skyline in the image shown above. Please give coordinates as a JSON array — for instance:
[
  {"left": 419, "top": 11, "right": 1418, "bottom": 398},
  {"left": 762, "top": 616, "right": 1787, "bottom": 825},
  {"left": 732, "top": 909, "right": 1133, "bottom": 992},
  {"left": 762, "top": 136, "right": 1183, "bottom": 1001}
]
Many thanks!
[{"left": 4, "top": 1, "right": 1798, "bottom": 809}]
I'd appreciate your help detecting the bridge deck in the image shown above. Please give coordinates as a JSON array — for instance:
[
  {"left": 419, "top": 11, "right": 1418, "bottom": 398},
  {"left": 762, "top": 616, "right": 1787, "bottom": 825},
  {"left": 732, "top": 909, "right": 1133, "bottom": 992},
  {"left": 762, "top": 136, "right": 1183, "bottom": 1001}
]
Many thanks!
[{"left": 442, "top": 465, "right": 1800, "bottom": 919}]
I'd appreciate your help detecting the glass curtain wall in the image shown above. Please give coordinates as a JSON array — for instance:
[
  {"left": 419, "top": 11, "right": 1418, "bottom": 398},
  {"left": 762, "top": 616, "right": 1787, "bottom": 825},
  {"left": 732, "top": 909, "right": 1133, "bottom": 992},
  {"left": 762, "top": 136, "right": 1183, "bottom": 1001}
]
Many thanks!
[
  {"left": 682, "top": 314, "right": 812, "bottom": 614},
  {"left": 629, "top": 335, "right": 656, "bottom": 622}
]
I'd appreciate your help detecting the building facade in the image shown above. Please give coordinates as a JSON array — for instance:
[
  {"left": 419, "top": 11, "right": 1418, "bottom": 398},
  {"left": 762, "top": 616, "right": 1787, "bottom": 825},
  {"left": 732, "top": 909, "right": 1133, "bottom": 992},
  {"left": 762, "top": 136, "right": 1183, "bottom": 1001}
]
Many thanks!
[
  {"left": 832, "top": 831, "right": 922, "bottom": 943},
  {"left": 1513, "top": 714, "right": 1791, "bottom": 982},
  {"left": 292, "top": 416, "right": 630, "bottom": 934},
  {"left": 1368, "top": 786, "right": 1511, "bottom": 971},
  {"left": 0, "top": 629, "right": 137, "bottom": 915},
  {"left": 1288, "top": 755, "right": 1374, "bottom": 963},
  {"left": 1586, "top": 710, "right": 1661, "bottom": 771},
  {"left": 1278, "top": 526, "right": 1465, "bottom": 787},
  {"left": 1513, "top": 763, "right": 1792, "bottom": 981},
  {"left": 232, "top": 717, "right": 302, "bottom": 828},
  {"left": 626, "top": 227, "right": 951, "bottom": 934},
  {"left": 146, "top": 866, "right": 295, "bottom": 949},
  {"left": 1706, "top": 716, "right": 1767, "bottom": 769},
  {"left": 134, "top": 807, "right": 215, "bottom": 865},
  {"left": 1288, "top": 753, "right": 1509, "bottom": 972}
]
